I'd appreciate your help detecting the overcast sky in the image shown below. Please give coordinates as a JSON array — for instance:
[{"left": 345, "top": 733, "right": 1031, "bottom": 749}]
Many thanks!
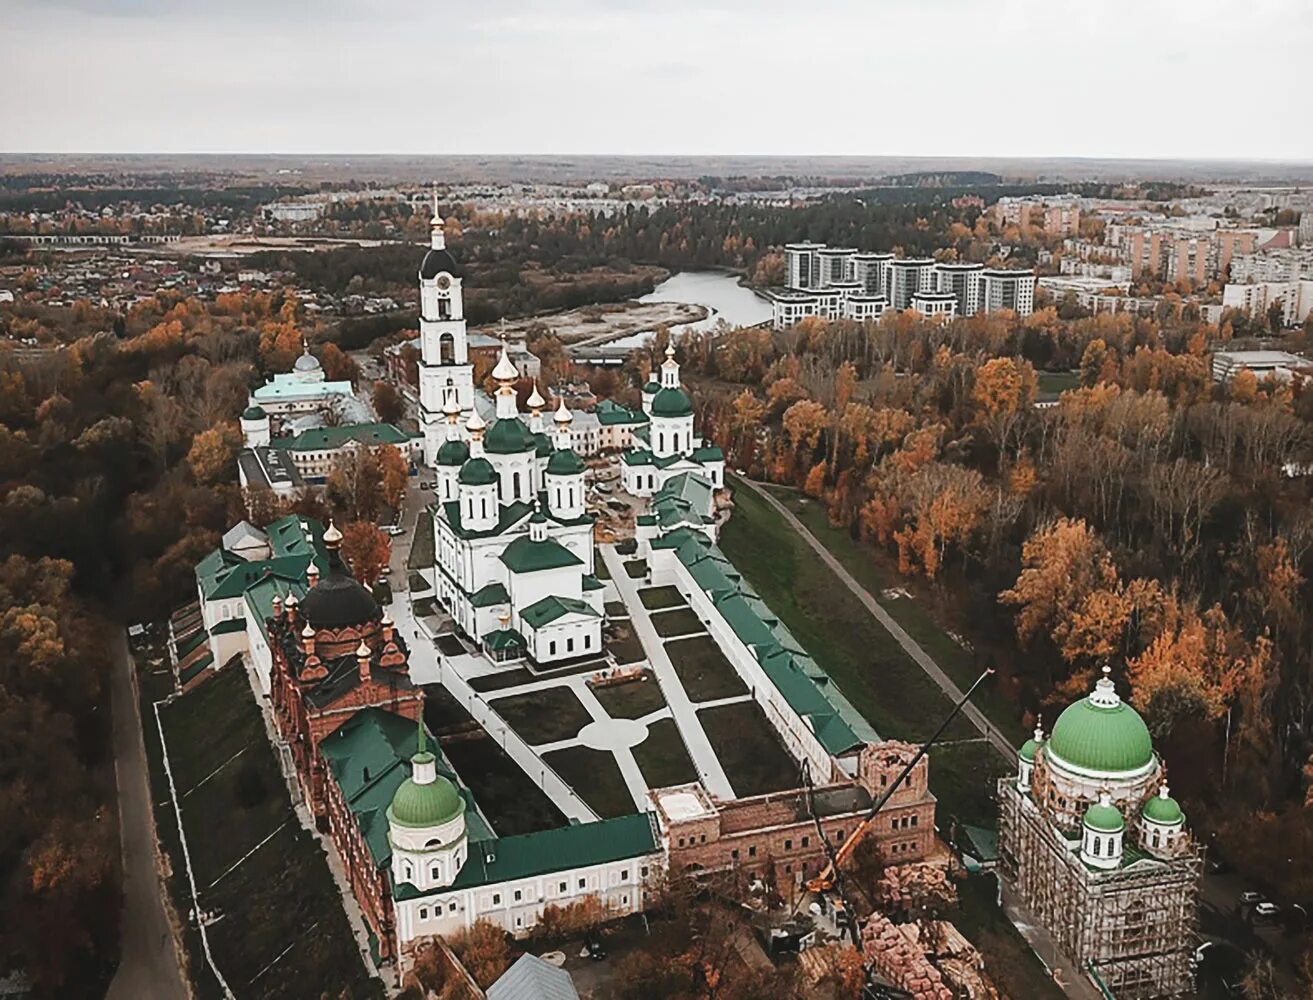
[{"left": 3, "top": 0, "right": 1311, "bottom": 161}]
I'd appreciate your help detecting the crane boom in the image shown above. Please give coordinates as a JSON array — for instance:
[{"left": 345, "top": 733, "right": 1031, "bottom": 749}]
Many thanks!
[{"left": 805, "top": 668, "right": 994, "bottom": 909}]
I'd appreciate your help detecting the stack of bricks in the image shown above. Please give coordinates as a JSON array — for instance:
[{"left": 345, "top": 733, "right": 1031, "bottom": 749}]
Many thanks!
[
  {"left": 860, "top": 913, "right": 954, "bottom": 1000},
  {"left": 876, "top": 863, "right": 955, "bottom": 914}
]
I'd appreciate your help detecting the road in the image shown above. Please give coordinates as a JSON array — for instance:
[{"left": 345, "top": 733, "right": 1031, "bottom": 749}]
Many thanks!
[
  {"left": 107, "top": 631, "right": 189, "bottom": 1000},
  {"left": 734, "top": 475, "right": 1017, "bottom": 762}
]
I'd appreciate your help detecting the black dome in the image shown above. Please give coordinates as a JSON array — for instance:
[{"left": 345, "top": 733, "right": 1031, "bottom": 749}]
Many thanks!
[
  {"left": 420, "top": 248, "right": 460, "bottom": 280},
  {"left": 301, "top": 551, "right": 380, "bottom": 629}
]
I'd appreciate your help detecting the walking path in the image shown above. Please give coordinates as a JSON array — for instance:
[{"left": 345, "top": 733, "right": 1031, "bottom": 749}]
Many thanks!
[
  {"left": 107, "top": 631, "right": 189, "bottom": 1000},
  {"left": 735, "top": 476, "right": 1016, "bottom": 762},
  {"left": 600, "top": 545, "right": 738, "bottom": 799}
]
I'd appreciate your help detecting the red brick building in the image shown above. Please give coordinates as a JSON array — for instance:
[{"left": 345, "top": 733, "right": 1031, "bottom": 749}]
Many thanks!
[{"left": 651, "top": 741, "right": 936, "bottom": 888}]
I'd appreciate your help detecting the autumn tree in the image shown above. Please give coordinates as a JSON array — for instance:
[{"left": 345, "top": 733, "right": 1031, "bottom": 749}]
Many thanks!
[
  {"left": 187, "top": 422, "right": 242, "bottom": 486},
  {"left": 376, "top": 443, "right": 409, "bottom": 510},
  {"left": 326, "top": 444, "right": 385, "bottom": 522},
  {"left": 372, "top": 380, "right": 406, "bottom": 424},
  {"left": 446, "top": 921, "right": 509, "bottom": 990},
  {"left": 340, "top": 521, "right": 391, "bottom": 586},
  {"left": 319, "top": 341, "right": 358, "bottom": 383}
]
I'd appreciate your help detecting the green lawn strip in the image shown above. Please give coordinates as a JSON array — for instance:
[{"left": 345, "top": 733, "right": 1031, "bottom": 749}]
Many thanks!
[
  {"left": 665, "top": 635, "right": 748, "bottom": 701},
  {"left": 441, "top": 736, "right": 568, "bottom": 836},
  {"left": 721, "top": 483, "right": 976, "bottom": 743},
  {"left": 928, "top": 742, "right": 1012, "bottom": 829},
  {"left": 623, "top": 560, "right": 648, "bottom": 579},
  {"left": 955, "top": 875, "right": 1066, "bottom": 1000},
  {"left": 488, "top": 687, "right": 592, "bottom": 745},
  {"left": 591, "top": 676, "right": 667, "bottom": 719},
  {"left": 606, "top": 622, "right": 647, "bottom": 665},
  {"left": 777, "top": 494, "right": 1020, "bottom": 739},
  {"left": 407, "top": 513, "right": 435, "bottom": 571},
  {"left": 699, "top": 701, "right": 801, "bottom": 798},
  {"left": 594, "top": 555, "right": 611, "bottom": 580},
  {"left": 604, "top": 601, "right": 628, "bottom": 619},
  {"left": 421, "top": 682, "right": 476, "bottom": 733},
  {"left": 649, "top": 607, "right": 705, "bottom": 638},
  {"left": 152, "top": 663, "right": 374, "bottom": 997},
  {"left": 631, "top": 718, "right": 699, "bottom": 789},
  {"left": 638, "top": 586, "right": 686, "bottom": 610},
  {"left": 542, "top": 746, "right": 637, "bottom": 819},
  {"left": 1036, "top": 370, "right": 1080, "bottom": 397},
  {"left": 469, "top": 669, "right": 534, "bottom": 692}
]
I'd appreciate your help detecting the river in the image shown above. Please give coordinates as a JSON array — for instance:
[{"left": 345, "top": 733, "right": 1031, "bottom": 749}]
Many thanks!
[{"left": 604, "top": 271, "right": 773, "bottom": 348}]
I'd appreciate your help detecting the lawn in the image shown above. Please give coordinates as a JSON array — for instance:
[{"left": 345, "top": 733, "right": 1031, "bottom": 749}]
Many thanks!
[
  {"left": 928, "top": 741, "right": 1012, "bottom": 829},
  {"left": 470, "top": 668, "right": 538, "bottom": 693},
  {"left": 420, "top": 682, "right": 475, "bottom": 733},
  {"left": 152, "top": 663, "right": 380, "bottom": 999},
  {"left": 407, "top": 511, "right": 435, "bottom": 570},
  {"left": 606, "top": 621, "right": 647, "bottom": 665},
  {"left": 699, "top": 701, "right": 801, "bottom": 798},
  {"left": 440, "top": 735, "right": 568, "bottom": 836},
  {"left": 638, "top": 586, "right": 686, "bottom": 610},
  {"left": 665, "top": 635, "right": 747, "bottom": 702},
  {"left": 623, "top": 560, "right": 648, "bottom": 579},
  {"left": 766, "top": 487, "right": 1020, "bottom": 739},
  {"left": 543, "top": 746, "right": 637, "bottom": 819},
  {"left": 632, "top": 718, "right": 699, "bottom": 789},
  {"left": 1037, "top": 369, "right": 1080, "bottom": 398},
  {"left": 594, "top": 553, "right": 611, "bottom": 580},
  {"left": 489, "top": 687, "right": 592, "bottom": 745},
  {"left": 956, "top": 875, "right": 1066, "bottom": 1000},
  {"left": 721, "top": 479, "right": 977, "bottom": 744},
  {"left": 591, "top": 675, "right": 667, "bottom": 719},
  {"left": 604, "top": 600, "right": 628, "bottom": 619},
  {"left": 649, "top": 607, "right": 706, "bottom": 638}
]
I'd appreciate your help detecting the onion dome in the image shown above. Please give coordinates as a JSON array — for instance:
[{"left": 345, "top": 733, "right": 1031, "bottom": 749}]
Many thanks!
[
  {"left": 300, "top": 521, "right": 380, "bottom": 629},
  {"left": 1047, "top": 667, "right": 1154, "bottom": 775},
  {"left": 301, "top": 622, "right": 315, "bottom": 639},
  {"left": 241, "top": 405, "right": 267, "bottom": 420},
  {"left": 442, "top": 397, "right": 461, "bottom": 423},
  {"left": 535, "top": 434, "right": 552, "bottom": 458},
  {"left": 651, "top": 386, "right": 694, "bottom": 417},
  {"left": 420, "top": 247, "right": 459, "bottom": 279},
  {"left": 642, "top": 380, "right": 661, "bottom": 395},
  {"left": 466, "top": 409, "right": 486, "bottom": 434},
  {"left": 1019, "top": 720, "right": 1044, "bottom": 763},
  {"left": 492, "top": 346, "right": 519, "bottom": 383},
  {"left": 554, "top": 399, "right": 573, "bottom": 424},
  {"left": 1142, "top": 784, "right": 1184, "bottom": 826},
  {"left": 458, "top": 457, "right": 497, "bottom": 486},
  {"left": 546, "top": 448, "right": 587, "bottom": 476},
  {"left": 437, "top": 438, "right": 470, "bottom": 466},
  {"left": 388, "top": 724, "right": 465, "bottom": 830},
  {"left": 484, "top": 417, "right": 537, "bottom": 455},
  {"left": 1083, "top": 792, "right": 1125, "bottom": 834},
  {"left": 526, "top": 384, "right": 545, "bottom": 410}
]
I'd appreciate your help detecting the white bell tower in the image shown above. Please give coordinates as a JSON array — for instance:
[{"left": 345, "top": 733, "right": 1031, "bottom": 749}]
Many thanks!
[{"left": 418, "top": 191, "right": 475, "bottom": 467}]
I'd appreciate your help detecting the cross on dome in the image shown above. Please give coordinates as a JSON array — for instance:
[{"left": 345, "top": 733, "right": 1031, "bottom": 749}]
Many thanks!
[{"left": 1089, "top": 664, "right": 1121, "bottom": 708}]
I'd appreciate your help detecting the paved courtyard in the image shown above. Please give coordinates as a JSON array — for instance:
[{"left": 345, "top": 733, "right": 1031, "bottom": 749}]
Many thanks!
[{"left": 391, "top": 544, "right": 801, "bottom": 823}]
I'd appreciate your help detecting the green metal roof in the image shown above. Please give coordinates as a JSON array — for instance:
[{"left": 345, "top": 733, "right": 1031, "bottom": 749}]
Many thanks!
[
  {"left": 520, "top": 595, "right": 600, "bottom": 629},
  {"left": 284, "top": 422, "right": 410, "bottom": 451},
  {"left": 241, "top": 405, "right": 266, "bottom": 420},
  {"left": 484, "top": 417, "right": 537, "bottom": 455},
  {"left": 388, "top": 755, "right": 466, "bottom": 829},
  {"left": 437, "top": 438, "right": 470, "bottom": 466},
  {"left": 582, "top": 574, "right": 604, "bottom": 591},
  {"left": 690, "top": 446, "right": 724, "bottom": 463},
  {"left": 429, "top": 813, "right": 659, "bottom": 894},
  {"left": 499, "top": 536, "right": 583, "bottom": 574},
  {"left": 651, "top": 386, "right": 694, "bottom": 417},
  {"left": 440, "top": 498, "right": 534, "bottom": 540},
  {"left": 209, "top": 618, "right": 247, "bottom": 636},
  {"left": 1083, "top": 801, "right": 1125, "bottom": 833},
  {"left": 243, "top": 576, "right": 307, "bottom": 641},
  {"left": 546, "top": 448, "right": 586, "bottom": 476},
  {"left": 201, "top": 554, "right": 313, "bottom": 600},
  {"left": 266, "top": 515, "right": 326, "bottom": 562},
  {"left": 470, "top": 581, "right": 510, "bottom": 608},
  {"left": 1019, "top": 737, "right": 1041, "bottom": 763},
  {"left": 459, "top": 457, "right": 498, "bottom": 486},
  {"left": 483, "top": 628, "right": 526, "bottom": 652},
  {"left": 596, "top": 399, "right": 648, "bottom": 426},
  {"left": 1048, "top": 694, "right": 1154, "bottom": 775},
  {"left": 1142, "top": 791, "right": 1184, "bottom": 826}
]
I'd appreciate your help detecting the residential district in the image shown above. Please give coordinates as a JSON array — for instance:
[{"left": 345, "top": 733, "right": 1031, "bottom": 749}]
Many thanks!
[{"left": 167, "top": 207, "right": 1207, "bottom": 999}]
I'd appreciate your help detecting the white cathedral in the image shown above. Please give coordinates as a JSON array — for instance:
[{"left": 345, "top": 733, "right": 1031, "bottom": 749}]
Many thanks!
[{"left": 416, "top": 204, "right": 604, "bottom": 667}]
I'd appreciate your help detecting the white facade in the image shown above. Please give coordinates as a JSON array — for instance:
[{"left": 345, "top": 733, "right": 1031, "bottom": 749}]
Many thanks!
[{"left": 417, "top": 205, "right": 477, "bottom": 467}]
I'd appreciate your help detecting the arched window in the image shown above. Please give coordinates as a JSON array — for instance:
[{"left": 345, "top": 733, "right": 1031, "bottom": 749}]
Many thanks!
[
  {"left": 431, "top": 864, "right": 441, "bottom": 881},
  {"left": 439, "top": 332, "right": 454, "bottom": 364},
  {"left": 512, "top": 471, "right": 522, "bottom": 500},
  {"left": 1093, "top": 837, "right": 1102, "bottom": 857},
  {"left": 403, "top": 860, "right": 413, "bottom": 880}
]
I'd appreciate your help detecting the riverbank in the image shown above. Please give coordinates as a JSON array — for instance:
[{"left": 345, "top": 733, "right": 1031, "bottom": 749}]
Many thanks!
[{"left": 476, "top": 299, "right": 707, "bottom": 346}]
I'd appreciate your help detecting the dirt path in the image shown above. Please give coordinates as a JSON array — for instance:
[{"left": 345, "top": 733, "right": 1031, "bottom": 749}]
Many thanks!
[
  {"left": 735, "top": 476, "right": 1016, "bottom": 762},
  {"left": 107, "top": 631, "right": 190, "bottom": 1000}
]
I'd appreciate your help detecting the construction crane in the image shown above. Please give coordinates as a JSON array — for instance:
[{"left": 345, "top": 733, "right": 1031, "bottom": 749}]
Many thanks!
[{"left": 803, "top": 668, "right": 994, "bottom": 948}]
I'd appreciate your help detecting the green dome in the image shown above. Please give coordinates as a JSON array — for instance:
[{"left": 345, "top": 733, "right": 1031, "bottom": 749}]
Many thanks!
[
  {"left": 1019, "top": 737, "right": 1041, "bottom": 763},
  {"left": 241, "top": 405, "right": 266, "bottom": 420},
  {"left": 651, "top": 387, "right": 694, "bottom": 417},
  {"left": 458, "top": 457, "right": 497, "bottom": 486},
  {"left": 437, "top": 439, "right": 469, "bottom": 466},
  {"left": 388, "top": 755, "right": 465, "bottom": 829},
  {"left": 1142, "top": 791, "right": 1184, "bottom": 826},
  {"left": 546, "top": 448, "right": 586, "bottom": 475},
  {"left": 643, "top": 380, "right": 661, "bottom": 394},
  {"left": 484, "top": 417, "right": 537, "bottom": 455},
  {"left": 535, "top": 434, "right": 552, "bottom": 457},
  {"left": 1083, "top": 800, "right": 1125, "bottom": 833},
  {"left": 1047, "top": 676, "right": 1154, "bottom": 775}
]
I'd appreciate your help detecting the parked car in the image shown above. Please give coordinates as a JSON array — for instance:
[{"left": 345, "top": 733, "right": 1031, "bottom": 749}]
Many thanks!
[
  {"left": 1239, "top": 891, "right": 1266, "bottom": 906},
  {"left": 1254, "top": 902, "right": 1280, "bottom": 921},
  {"left": 387, "top": 525, "right": 406, "bottom": 536},
  {"left": 584, "top": 935, "right": 607, "bottom": 961}
]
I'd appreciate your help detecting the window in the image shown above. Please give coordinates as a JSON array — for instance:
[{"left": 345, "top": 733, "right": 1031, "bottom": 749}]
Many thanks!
[
  {"left": 431, "top": 864, "right": 440, "bottom": 880},
  {"left": 802, "top": 836, "right": 810, "bottom": 848},
  {"left": 567, "top": 637, "right": 574, "bottom": 653},
  {"left": 1093, "top": 837, "right": 1102, "bottom": 857},
  {"left": 579, "top": 878, "right": 586, "bottom": 889},
  {"left": 621, "top": 869, "right": 629, "bottom": 882},
  {"left": 559, "top": 881, "right": 567, "bottom": 893},
  {"left": 419, "top": 906, "right": 429, "bottom": 919},
  {"left": 785, "top": 865, "right": 792, "bottom": 875},
  {"left": 492, "top": 893, "right": 501, "bottom": 905},
  {"left": 699, "top": 834, "right": 705, "bottom": 844},
  {"left": 584, "top": 634, "right": 591, "bottom": 649},
  {"left": 449, "top": 901, "right": 457, "bottom": 913},
  {"left": 748, "top": 846, "right": 756, "bottom": 858},
  {"left": 641, "top": 866, "right": 649, "bottom": 878},
  {"left": 891, "top": 819, "right": 898, "bottom": 831},
  {"left": 403, "top": 861, "right": 413, "bottom": 880},
  {"left": 678, "top": 837, "right": 685, "bottom": 848},
  {"left": 731, "top": 849, "right": 739, "bottom": 860},
  {"left": 784, "top": 839, "right": 792, "bottom": 850},
  {"left": 514, "top": 890, "right": 522, "bottom": 902},
  {"left": 910, "top": 816, "right": 917, "bottom": 827},
  {"left": 550, "top": 641, "right": 556, "bottom": 656}
]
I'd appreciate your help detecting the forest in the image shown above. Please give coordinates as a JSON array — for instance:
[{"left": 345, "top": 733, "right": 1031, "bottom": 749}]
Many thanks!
[{"left": 667, "top": 305, "right": 1313, "bottom": 925}]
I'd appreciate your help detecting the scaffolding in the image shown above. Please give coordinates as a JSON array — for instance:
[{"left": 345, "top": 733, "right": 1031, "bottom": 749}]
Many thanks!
[{"left": 997, "top": 779, "right": 1200, "bottom": 1000}]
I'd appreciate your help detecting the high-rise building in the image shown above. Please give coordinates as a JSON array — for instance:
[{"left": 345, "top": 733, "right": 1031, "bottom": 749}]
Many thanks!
[
  {"left": 934, "top": 261, "right": 984, "bottom": 317},
  {"left": 815, "top": 247, "right": 857, "bottom": 287},
  {"left": 784, "top": 241, "right": 825, "bottom": 290},
  {"left": 978, "top": 269, "right": 1036, "bottom": 315},
  {"left": 887, "top": 258, "right": 937, "bottom": 311},
  {"left": 852, "top": 252, "right": 895, "bottom": 296}
]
